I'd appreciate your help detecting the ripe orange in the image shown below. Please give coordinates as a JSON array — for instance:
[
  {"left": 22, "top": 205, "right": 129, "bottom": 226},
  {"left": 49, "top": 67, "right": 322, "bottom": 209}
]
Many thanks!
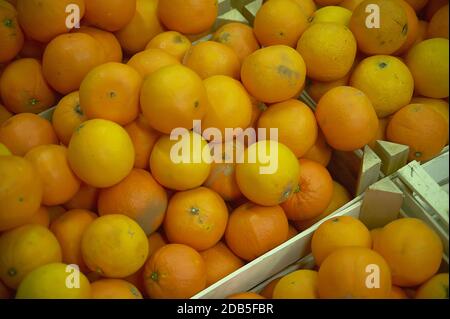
[
  {"left": 350, "top": 55, "right": 414, "bottom": 118},
  {"left": 411, "top": 97, "right": 449, "bottom": 142},
  {"left": 115, "top": 0, "right": 164, "bottom": 55},
  {"left": 0, "top": 224, "right": 61, "bottom": 289},
  {"left": 318, "top": 247, "right": 392, "bottom": 299},
  {"left": 75, "top": 26, "right": 123, "bottom": 63},
  {"left": 285, "top": 0, "right": 316, "bottom": 17},
  {"left": 25, "top": 145, "right": 81, "bottom": 206},
  {"left": 150, "top": 132, "right": 212, "bottom": 191},
  {"left": 316, "top": 86, "right": 379, "bottom": 151},
  {"left": 349, "top": 0, "right": 408, "bottom": 55},
  {"left": 302, "top": 130, "right": 333, "bottom": 167},
  {"left": 127, "top": 49, "right": 180, "bottom": 79},
  {"left": 143, "top": 244, "right": 207, "bottom": 299},
  {"left": 84, "top": 0, "right": 136, "bottom": 32},
  {"left": 386, "top": 103, "right": 447, "bottom": 162},
  {"left": 228, "top": 292, "right": 266, "bottom": 299},
  {"left": 140, "top": 64, "right": 209, "bottom": 134},
  {"left": 80, "top": 62, "right": 141, "bottom": 126},
  {"left": 42, "top": 33, "right": 104, "bottom": 95},
  {"left": 16, "top": 0, "right": 85, "bottom": 43},
  {"left": 414, "top": 20, "right": 429, "bottom": 46},
  {"left": 297, "top": 23, "right": 357, "bottom": 82},
  {"left": 0, "top": 113, "right": 58, "bottom": 156},
  {"left": 225, "top": 202, "right": 289, "bottom": 261},
  {"left": 124, "top": 115, "right": 160, "bottom": 170},
  {"left": 310, "top": 6, "right": 352, "bottom": 26},
  {"left": 241, "top": 45, "right": 306, "bottom": 103},
  {"left": 203, "top": 75, "right": 252, "bottom": 134},
  {"left": 416, "top": 273, "right": 449, "bottom": 299},
  {"left": 164, "top": 187, "right": 228, "bottom": 251},
  {"left": 294, "top": 181, "right": 352, "bottom": 231},
  {"left": 98, "top": 169, "right": 168, "bottom": 236},
  {"left": 273, "top": 270, "right": 319, "bottom": 299},
  {"left": 212, "top": 23, "right": 260, "bottom": 62},
  {"left": 0, "top": 58, "right": 56, "bottom": 114},
  {"left": 311, "top": 216, "right": 372, "bottom": 266},
  {"left": 254, "top": 0, "right": 309, "bottom": 48},
  {"left": 64, "top": 183, "right": 99, "bottom": 212},
  {"left": 390, "top": 285, "right": 409, "bottom": 299},
  {"left": 68, "top": 119, "right": 135, "bottom": 188},
  {"left": 0, "top": 0, "right": 24, "bottom": 63},
  {"left": 258, "top": 99, "right": 318, "bottom": 158},
  {"left": 183, "top": 41, "right": 241, "bottom": 80},
  {"left": 428, "top": 4, "right": 449, "bottom": 39},
  {"left": 306, "top": 74, "right": 351, "bottom": 103},
  {"left": 146, "top": 31, "right": 192, "bottom": 62},
  {"left": 394, "top": 0, "right": 420, "bottom": 55},
  {"left": 0, "top": 104, "right": 12, "bottom": 125},
  {"left": 373, "top": 218, "right": 443, "bottom": 287},
  {"left": 158, "top": 0, "right": 218, "bottom": 35},
  {"left": 200, "top": 242, "right": 245, "bottom": 286},
  {"left": 147, "top": 232, "right": 167, "bottom": 258},
  {"left": 82, "top": 214, "right": 149, "bottom": 278},
  {"left": 52, "top": 91, "right": 87, "bottom": 146},
  {"left": 91, "top": 279, "right": 143, "bottom": 299},
  {"left": 282, "top": 159, "right": 334, "bottom": 222},
  {"left": 50, "top": 209, "right": 97, "bottom": 273}
]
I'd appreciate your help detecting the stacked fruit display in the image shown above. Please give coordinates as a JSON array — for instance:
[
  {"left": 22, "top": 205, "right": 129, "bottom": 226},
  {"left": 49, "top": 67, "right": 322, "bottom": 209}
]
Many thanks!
[{"left": 0, "top": 0, "right": 448, "bottom": 299}]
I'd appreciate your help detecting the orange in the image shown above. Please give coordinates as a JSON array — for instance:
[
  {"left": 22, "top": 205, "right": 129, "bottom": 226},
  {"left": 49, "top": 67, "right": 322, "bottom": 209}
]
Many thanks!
[
  {"left": 64, "top": 183, "right": 99, "bottom": 212},
  {"left": 68, "top": 119, "right": 135, "bottom": 188},
  {"left": 0, "top": 113, "right": 58, "bottom": 156},
  {"left": 28, "top": 206, "right": 50, "bottom": 228},
  {"left": 311, "top": 216, "right": 372, "bottom": 266},
  {"left": 350, "top": 55, "right": 414, "bottom": 118},
  {"left": 164, "top": 187, "right": 228, "bottom": 251},
  {"left": 183, "top": 41, "right": 241, "bottom": 80},
  {"left": 241, "top": 45, "right": 306, "bottom": 104},
  {"left": 0, "top": 0, "right": 24, "bottom": 63},
  {"left": 228, "top": 292, "right": 266, "bottom": 299},
  {"left": 84, "top": 0, "right": 136, "bottom": 32},
  {"left": 368, "top": 118, "right": 390, "bottom": 149},
  {"left": 260, "top": 277, "right": 281, "bottom": 299},
  {"left": 294, "top": 181, "right": 352, "bottom": 231},
  {"left": 390, "top": 286, "right": 409, "bottom": 299},
  {"left": 285, "top": 0, "right": 316, "bottom": 17},
  {"left": 16, "top": 263, "right": 91, "bottom": 299},
  {"left": 414, "top": 20, "right": 429, "bottom": 45},
  {"left": 405, "top": 38, "right": 449, "bottom": 98},
  {"left": 25, "top": 145, "right": 81, "bottom": 206},
  {"left": 147, "top": 232, "right": 167, "bottom": 258},
  {"left": 16, "top": 0, "right": 85, "bottom": 43},
  {"left": 0, "top": 58, "right": 56, "bottom": 114},
  {"left": 395, "top": 0, "right": 420, "bottom": 55},
  {"left": 315, "top": 0, "right": 346, "bottom": 4},
  {"left": 416, "top": 273, "right": 449, "bottom": 299},
  {"left": 50, "top": 209, "right": 97, "bottom": 273},
  {"left": 115, "top": 0, "right": 164, "bottom": 55},
  {"left": 202, "top": 75, "right": 252, "bottom": 135},
  {"left": 143, "top": 243, "right": 207, "bottom": 299},
  {"left": 297, "top": 23, "right": 357, "bottom": 82},
  {"left": 225, "top": 202, "right": 289, "bottom": 261},
  {"left": 411, "top": 97, "right": 449, "bottom": 142},
  {"left": 316, "top": 86, "right": 379, "bottom": 151},
  {"left": 146, "top": 31, "right": 192, "bottom": 62},
  {"left": 254, "top": 0, "right": 309, "bottom": 48},
  {"left": 302, "top": 130, "right": 333, "bottom": 167},
  {"left": 150, "top": 132, "right": 212, "bottom": 191},
  {"left": 0, "top": 224, "right": 62, "bottom": 289},
  {"left": 127, "top": 49, "right": 180, "bottom": 79},
  {"left": 310, "top": 6, "right": 352, "bottom": 26},
  {"left": 76, "top": 26, "right": 123, "bottom": 63},
  {"left": 52, "top": 91, "right": 87, "bottom": 146},
  {"left": 124, "top": 115, "right": 160, "bottom": 169},
  {"left": 82, "top": 214, "right": 149, "bottom": 278},
  {"left": 373, "top": 218, "right": 443, "bottom": 287},
  {"left": 258, "top": 99, "right": 318, "bottom": 158},
  {"left": 386, "top": 103, "right": 447, "bottom": 162},
  {"left": 273, "top": 270, "right": 319, "bottom": 299},
  {"left": 428, "top": 4, "right": 449, "bottom": 39},
  {"left": 42, "top": 33, "right": 104, "bottom": 95},
  {"left": 306, "top": 74, "right": 351, "bottom": 103},
  {"left": 80, "top": 62, "right": 141, "bottom": 126},
  {"left": 349, "top": 0, "right": 408, "bottom": 55},
  {"left": 98, "top": 169, "right": 168, "bottom": 236},
  {"left": 158, "top": 0, "right": 218, "bottom": 35},
  {"left": 282, "top": 159, "right": 334, "bottom": 222},
  {"left": 318, "top": 247, "right": 392, "bottom": 299},
  {"left": 91, "top": 279, "right": 143, "bottom": 299},
  {"left": 200, "top": 242, "right": 245, "bottom": 286},
  {"left": 340, "top": 0, "right": 364, "bottom": 10},
  {"left": 0, "top": 104, "right": 12, "bottom": 125},
  {"left": 425, "top": 0, "right": 448, "bottom": 20},
  {"left": 212, "top": 23, "right": 260, "bottom": 62}
]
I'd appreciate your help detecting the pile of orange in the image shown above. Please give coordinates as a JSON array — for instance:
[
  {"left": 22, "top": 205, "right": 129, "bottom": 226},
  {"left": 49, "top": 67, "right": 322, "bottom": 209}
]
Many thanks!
[{"left": 0, "top": 0, "right": 448, "bottom": 300}]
